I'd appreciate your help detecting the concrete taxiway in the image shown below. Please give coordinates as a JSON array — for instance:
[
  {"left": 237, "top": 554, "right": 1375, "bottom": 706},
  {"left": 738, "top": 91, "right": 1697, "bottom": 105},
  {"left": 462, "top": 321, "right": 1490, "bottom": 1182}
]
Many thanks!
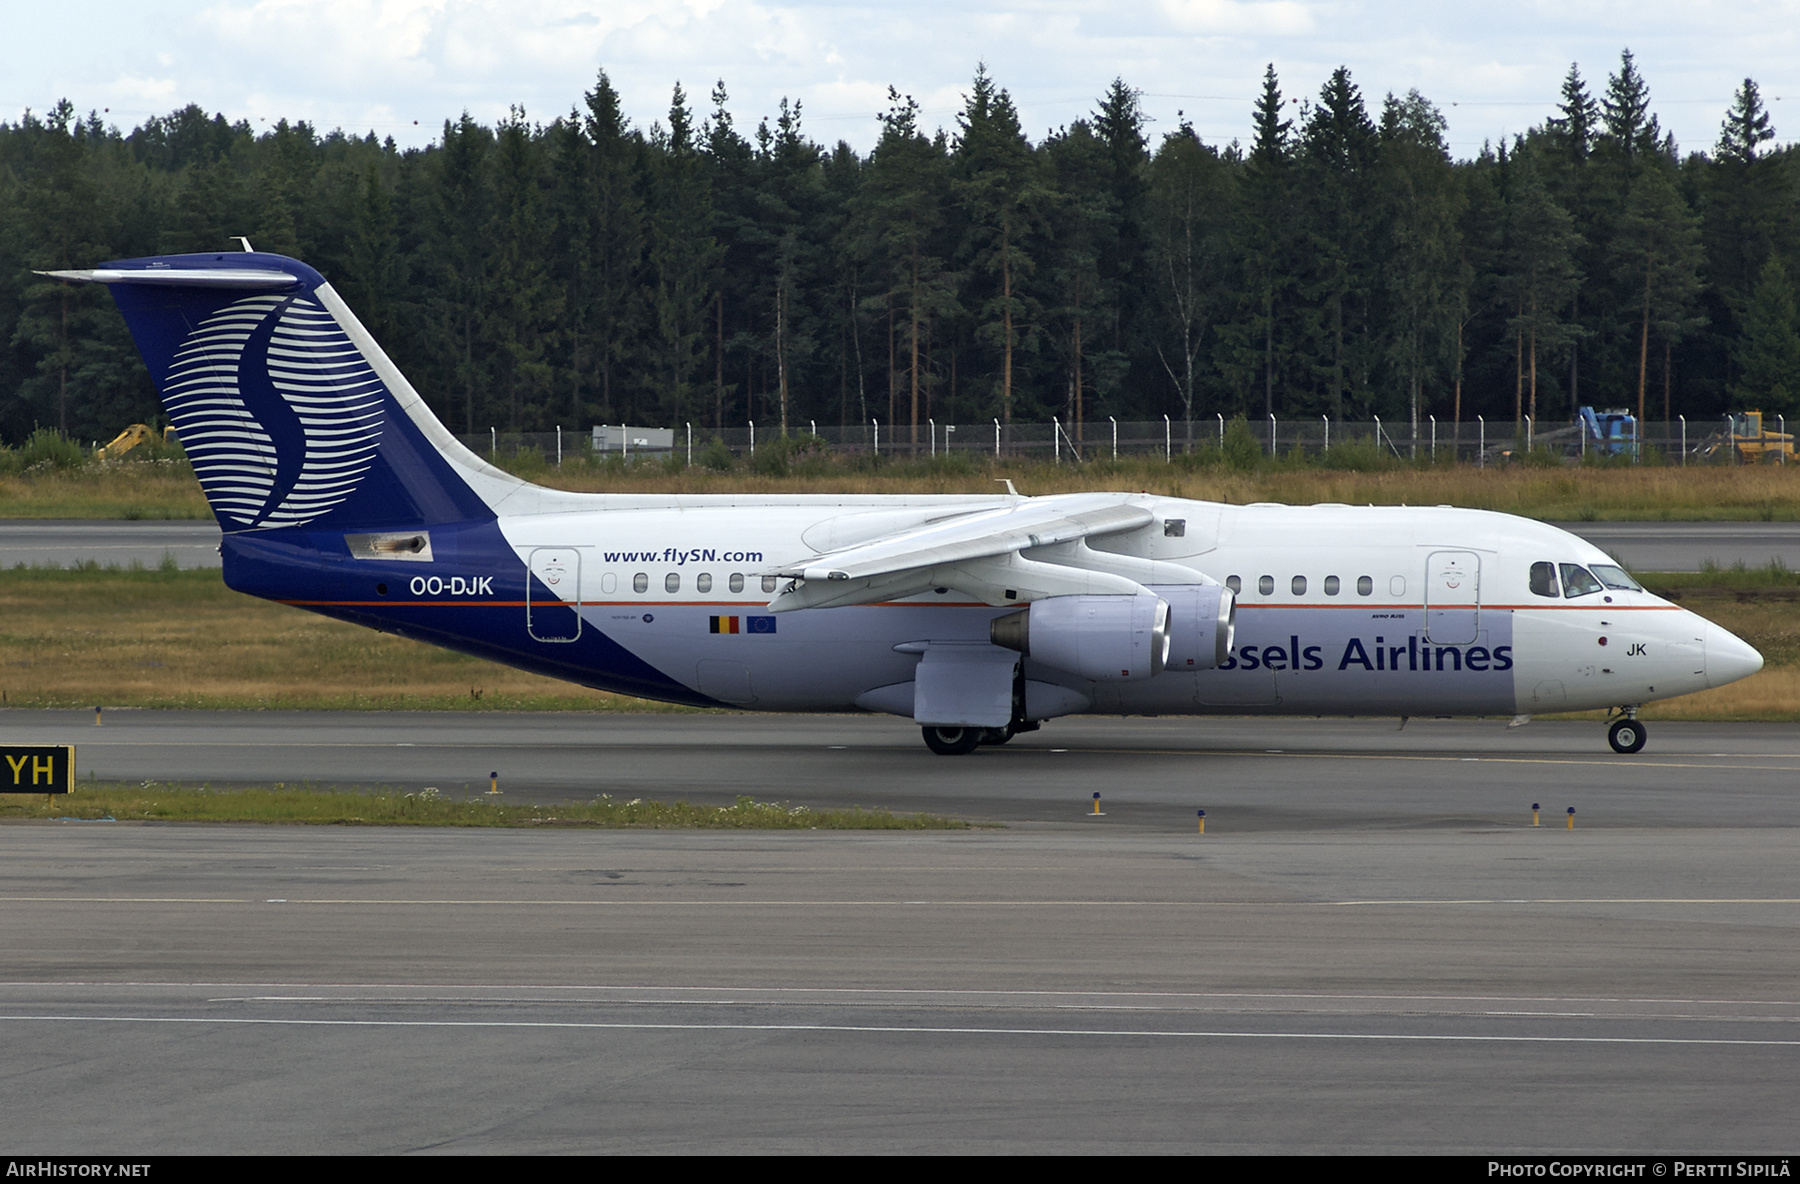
[
  {"left": 0, "top": 518, "right": 221, "bottom": 569},
  {"left": 3, "top": 712, "right": 1798, "bottom": 1152}
]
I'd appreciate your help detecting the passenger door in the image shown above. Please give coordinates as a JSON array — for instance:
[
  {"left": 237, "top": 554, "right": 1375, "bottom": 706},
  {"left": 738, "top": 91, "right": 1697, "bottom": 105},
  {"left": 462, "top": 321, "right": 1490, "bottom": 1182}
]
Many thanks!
[
  {"left": 1424, "top": 551, "right": 1480, "bottom": 644},
  {"left": 527, "top": 547, "right": 582, "bottom": 642}
]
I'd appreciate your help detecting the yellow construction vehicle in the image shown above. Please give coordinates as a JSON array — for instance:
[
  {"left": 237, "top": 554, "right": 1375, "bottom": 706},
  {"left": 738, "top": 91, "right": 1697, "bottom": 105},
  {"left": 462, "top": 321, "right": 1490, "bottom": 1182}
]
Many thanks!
[
  {"left": 1724, "top": 410, "right": 1796, "bottom": 462},
  {"left": 1699, "top": 410, "right": 1795, "bottom": 462},
  {"left": 95, "top": 424, "right": 178, "bottom": 460}
]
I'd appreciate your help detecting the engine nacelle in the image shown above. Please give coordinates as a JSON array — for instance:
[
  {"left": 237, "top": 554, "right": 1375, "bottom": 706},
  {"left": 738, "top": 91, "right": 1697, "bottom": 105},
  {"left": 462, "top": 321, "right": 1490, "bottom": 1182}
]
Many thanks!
[
  {"left": 990, "top": 593, "right": 1169, "bottom": 681},
  {"left": 1157, "top": 584, "right": 1236, "bottom": 671}
]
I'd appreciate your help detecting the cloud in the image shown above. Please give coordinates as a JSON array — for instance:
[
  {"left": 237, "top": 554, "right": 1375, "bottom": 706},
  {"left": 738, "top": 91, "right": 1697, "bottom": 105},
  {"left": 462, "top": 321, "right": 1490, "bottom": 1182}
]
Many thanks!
[{"left": 1159, "top": 0, "right": 1318, "bottom": 35}]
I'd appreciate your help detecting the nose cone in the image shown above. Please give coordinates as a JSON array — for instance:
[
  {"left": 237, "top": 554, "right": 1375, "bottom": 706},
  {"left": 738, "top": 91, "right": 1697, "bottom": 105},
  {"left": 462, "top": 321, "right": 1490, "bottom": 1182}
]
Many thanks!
[{"left": 1705, "top": 621, "right": 1764, "bottom": 689}]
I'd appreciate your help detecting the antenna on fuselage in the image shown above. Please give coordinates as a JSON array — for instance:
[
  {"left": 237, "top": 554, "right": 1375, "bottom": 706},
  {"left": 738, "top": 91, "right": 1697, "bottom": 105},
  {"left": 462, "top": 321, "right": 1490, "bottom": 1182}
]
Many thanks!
[
  {"left": 995, "top": 479, "right": 1022, "bottom": 499},
  {"left": 234, "top": 237, "right": 255, "bottom": 252}
]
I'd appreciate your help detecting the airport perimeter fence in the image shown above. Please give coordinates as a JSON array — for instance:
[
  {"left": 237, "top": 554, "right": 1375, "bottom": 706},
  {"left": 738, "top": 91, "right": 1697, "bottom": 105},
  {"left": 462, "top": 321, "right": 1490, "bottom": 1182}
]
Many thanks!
[{"left": 454, "top": 413, "right": 1784, "bottom": 469}]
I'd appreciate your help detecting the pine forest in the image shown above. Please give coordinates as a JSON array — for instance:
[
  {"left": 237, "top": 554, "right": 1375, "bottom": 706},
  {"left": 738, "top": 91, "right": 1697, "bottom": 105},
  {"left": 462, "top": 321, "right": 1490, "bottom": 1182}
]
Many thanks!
[{"left": 1, "top": 54, "right": 1797, "bottom": 453}]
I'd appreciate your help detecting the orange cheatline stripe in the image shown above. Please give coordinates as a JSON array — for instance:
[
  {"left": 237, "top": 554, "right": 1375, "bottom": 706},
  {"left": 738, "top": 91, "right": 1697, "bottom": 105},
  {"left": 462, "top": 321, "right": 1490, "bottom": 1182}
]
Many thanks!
[{"left": 1238, "top": 602, "right": 1682, "bottom": 611}]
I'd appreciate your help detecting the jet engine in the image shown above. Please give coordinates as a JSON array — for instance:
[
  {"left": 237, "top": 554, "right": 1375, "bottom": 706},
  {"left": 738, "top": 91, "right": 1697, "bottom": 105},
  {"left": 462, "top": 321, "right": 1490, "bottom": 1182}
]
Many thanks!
[
  {"left": 1157, "top": 584, "right": 1236, "bottom": 671},
  {"left": 989, "top": 592, "right": 1170, "bottom": 681}
]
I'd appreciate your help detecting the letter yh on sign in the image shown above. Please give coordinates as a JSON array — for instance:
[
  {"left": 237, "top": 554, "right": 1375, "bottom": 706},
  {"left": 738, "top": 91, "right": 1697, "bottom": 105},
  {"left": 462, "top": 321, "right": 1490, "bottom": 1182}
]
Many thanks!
[{"left": 2, "top": 746, "right": 74, "bottom": 794}]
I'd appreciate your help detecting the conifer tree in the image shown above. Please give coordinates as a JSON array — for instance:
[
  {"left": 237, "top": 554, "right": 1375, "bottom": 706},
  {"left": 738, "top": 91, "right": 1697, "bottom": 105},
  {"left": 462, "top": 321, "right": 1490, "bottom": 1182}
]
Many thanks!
[
  {"left": 1301, "top": 66, "right": 1380, "bottom": 418},
  {"left": 644, "top": 84, "right": 720, "bottom": 425},
  {"left": 1145, "top": 117, "right": 1229, "bottom": 442},
  {"left": 1612, "top": 164, "right": 1703, "bottom": 423},
  {"left": 957, "top": 66, "right": 1048, "bottom": 430},
  {"left": 856, "top": 89, "right": 955, "bottom": 438},
  {"left": 1502, "top": 165, "right": 1583, "bottom": 426},
  {"left": 1730, "top": 258, "right": 1800, "bottom": 415},
  {"left": 1718, "top": 79, "right": 1775, "bottom": 165},
  {"left": 1232, "top": 64, "right": 1294, "bottom": 419}
]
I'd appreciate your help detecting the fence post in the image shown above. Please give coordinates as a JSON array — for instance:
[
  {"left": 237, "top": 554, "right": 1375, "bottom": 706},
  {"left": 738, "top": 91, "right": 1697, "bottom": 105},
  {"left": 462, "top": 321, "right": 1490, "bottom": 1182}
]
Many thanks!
[
  {"left": 1322, "top": 415, "right": 1330, "bottom": 455},
  {"left": 1054, "top": 417, "right": 1061, "bottom": 464},
  {"left": 1268, "top": 414, "right": 1277, "bottom": 455},
  {"left": 1680, "top": 415, "right": 1686, "bottom": 464},
  {"left": 490, "top": 426, "right": 496, "bottom": 457},
  {"left": 1430, "top": 415, "right": 1436, "bottom": 462},
  {"left": 749, "top": 420, "right": 755, "bottom": 458},
  {"left": 929, "top": 418, "right": 935, "bottom": 458},
  {"left": 687, "top": 422, "right": 693, "bottom": 467},
  {"left": 1374, "top": 414, "right": 1383, "bottom": 453},
  {"left": 1727, "top": 415, "right": 1735, "bottom": 465},
  {"left": 1218, "top": 412, "right": 1225, "bottom": 449},
  {"left": 1478, "top": 416, "right": 1485, "bottom": 467},
  {"left": 1526, "top": 415, "right": 1533, "bottom": 454},
  {"left": 1110, "top": 416, "right": 1118, "bottom": 460},
  {"left": 1164, "top": 414, "right": 1171, "bottom": 462},
  {"left": 994, "top": 418, "right": 1000, "bottom": 459},
  {"left": 872, "top": 419, "right": 879, "bottom": 456},
  {"left": 556, "top": 425, "right": 562, "bottom": 468}
]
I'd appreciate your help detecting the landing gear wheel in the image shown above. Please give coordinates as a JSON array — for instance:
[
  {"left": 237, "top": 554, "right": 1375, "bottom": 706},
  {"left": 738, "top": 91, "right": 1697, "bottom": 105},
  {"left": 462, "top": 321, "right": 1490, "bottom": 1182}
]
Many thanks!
[
  {"left": 1608, "top": 717, "right": 1647, "bottom": 754},
  {"left": 921, "top": 725, "right": 984, "bottom": 756}
]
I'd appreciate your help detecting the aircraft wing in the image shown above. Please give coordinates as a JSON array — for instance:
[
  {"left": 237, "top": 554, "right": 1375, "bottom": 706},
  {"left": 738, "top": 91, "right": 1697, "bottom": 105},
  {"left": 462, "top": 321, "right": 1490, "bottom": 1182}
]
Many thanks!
[{"left": 766, "top": 494, "right": 1158, "bottom": 611}]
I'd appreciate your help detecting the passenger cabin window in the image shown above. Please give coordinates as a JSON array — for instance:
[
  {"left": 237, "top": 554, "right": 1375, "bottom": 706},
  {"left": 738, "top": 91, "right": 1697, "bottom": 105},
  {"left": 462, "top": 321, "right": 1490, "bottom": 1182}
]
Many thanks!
[
  {"left": 762, "top": 575, "right": 779, "bottom": 594},
  {"left": 1291, "top": 575, "right": 1307, "bottom": 595},
  {"left": 665, "top": 572, "right": 681, "bottom": 593},
  {"left": 1560, "top": 564, "right": 1604, "bottom": 598},
  {"left": 1530, "top": 561, "right": 1560, "bottom": 597},
  {"left": 729, "top": 573, "right": 745, "bottom": 593},
  {"left": 1226, "top": 575, "right": 1242, "bottom": 594},
  {"left": 632, "top": 573, "right": 649, "bottom": 593},
  {"left": 1258, "top": 575, "right": 1275, "bottom": 596},
  {"left": 1591, "top": 564, "right": 1642, "bottom": 591},
  {"left": 697, "top": 573, "right": 713, "bottom": 593},
  {"left": 1324, "top": 575, "right": 1340, "bottom": 596},
  {"left": 1390, "top": 576, "right": 1406, "bottom": 596},
  {"left": 1357, "top": 576, "right": 1373, "bottom": 596}
]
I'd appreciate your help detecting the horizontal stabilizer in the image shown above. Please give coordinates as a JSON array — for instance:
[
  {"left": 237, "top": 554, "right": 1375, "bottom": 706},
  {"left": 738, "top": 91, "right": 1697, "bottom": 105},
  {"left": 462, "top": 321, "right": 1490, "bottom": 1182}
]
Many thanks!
[{"left": 37, "top": 268, "right": 299, "bottom": 290}]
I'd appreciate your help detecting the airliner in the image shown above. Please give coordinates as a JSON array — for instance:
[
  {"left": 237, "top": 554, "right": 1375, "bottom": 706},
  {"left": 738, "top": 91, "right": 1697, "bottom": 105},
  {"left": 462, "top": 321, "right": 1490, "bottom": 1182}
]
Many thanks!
[{"left": 48, "top": 251, "right": 1764, "bottom": 755}]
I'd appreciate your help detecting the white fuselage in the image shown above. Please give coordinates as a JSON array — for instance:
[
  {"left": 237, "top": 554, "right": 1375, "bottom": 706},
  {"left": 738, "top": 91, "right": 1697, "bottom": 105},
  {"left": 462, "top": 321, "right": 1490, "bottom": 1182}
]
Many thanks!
[{"left": 491, "top": 495, "right": 1760, "bottom": 718}]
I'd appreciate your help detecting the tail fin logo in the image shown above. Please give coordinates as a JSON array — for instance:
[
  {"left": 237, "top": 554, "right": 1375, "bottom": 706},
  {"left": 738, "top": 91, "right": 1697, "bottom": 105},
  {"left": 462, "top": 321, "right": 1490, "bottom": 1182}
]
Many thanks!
[{"left": 164, "top": 293, "right": 385, "bottom": 529}]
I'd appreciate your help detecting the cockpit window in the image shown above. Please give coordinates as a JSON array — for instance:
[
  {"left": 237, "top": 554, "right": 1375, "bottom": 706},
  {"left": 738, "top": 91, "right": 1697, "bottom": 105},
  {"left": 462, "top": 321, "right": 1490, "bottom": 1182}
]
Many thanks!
[
  {"left": 1590, "top": 564, "right": 1642, "bottom": 591},
  {"left": 1559, "top": 564, "right": 1604, "bottom": 597},
  {"left": 1529, "top": 561, "right": 1560, "bottom": 597}
]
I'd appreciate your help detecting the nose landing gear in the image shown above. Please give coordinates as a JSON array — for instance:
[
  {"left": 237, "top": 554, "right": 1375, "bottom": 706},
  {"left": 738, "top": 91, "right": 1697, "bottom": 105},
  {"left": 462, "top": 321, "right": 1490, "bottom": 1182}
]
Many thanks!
[{"left": 1607, "top": 709, "right": 1647, "bottom": 754}]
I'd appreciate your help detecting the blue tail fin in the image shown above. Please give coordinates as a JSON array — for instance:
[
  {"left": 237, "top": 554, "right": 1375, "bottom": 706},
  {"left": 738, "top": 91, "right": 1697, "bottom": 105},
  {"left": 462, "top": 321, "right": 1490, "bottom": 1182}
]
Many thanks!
[{"left": 57, "top": 252, "right": 523, "bottom": 532}]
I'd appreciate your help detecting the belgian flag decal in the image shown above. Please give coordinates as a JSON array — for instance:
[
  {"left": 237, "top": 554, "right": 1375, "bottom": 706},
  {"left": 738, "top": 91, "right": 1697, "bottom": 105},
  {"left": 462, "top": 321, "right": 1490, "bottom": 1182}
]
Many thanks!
[{"left": 710, "top": 615, "right": 776, "bottom": 634}]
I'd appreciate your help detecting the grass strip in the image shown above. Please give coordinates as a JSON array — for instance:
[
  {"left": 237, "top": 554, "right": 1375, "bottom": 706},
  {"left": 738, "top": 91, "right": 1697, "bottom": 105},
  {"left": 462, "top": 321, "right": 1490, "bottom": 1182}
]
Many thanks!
[{"left": 0, "top": 785, "right": 969, "bottom": 829}]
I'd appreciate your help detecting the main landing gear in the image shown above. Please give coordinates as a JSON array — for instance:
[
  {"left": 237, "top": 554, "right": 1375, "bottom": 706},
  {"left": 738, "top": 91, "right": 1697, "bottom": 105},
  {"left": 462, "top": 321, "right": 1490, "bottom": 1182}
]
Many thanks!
[
  {"left": 921, "top": 725, "right": 984, "bottom": 756},
  {"left": 921, "top": 720, "right": 1039, "bottom": 756},
  {"left": 1607, "top": 709, "right": 1647, "bottom": 754}
]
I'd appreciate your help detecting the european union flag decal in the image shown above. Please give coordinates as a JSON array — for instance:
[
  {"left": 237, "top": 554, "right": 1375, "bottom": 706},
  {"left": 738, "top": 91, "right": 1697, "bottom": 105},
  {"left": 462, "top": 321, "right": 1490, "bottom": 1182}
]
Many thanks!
[{"left": 745, "top": 615, "right": 777, "bottom": 634}]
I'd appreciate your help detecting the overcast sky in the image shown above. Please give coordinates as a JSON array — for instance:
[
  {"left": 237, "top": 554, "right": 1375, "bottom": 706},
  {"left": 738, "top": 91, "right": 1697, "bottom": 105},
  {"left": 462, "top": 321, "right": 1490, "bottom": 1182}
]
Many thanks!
[{"left": 6, "top": 1, "right": 1798, "bottom": 159}]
